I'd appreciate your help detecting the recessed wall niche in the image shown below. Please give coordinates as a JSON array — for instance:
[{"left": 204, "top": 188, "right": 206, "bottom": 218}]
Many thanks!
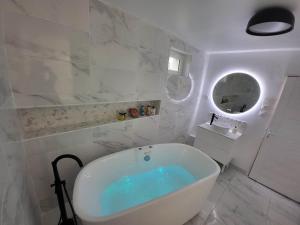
[{"left": 18, "top": 100, "right": 160, "bottom": 139}]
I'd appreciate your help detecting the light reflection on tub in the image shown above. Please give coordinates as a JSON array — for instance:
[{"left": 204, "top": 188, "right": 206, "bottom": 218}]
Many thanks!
[{"left": 100, "top": 165, "right": 196, "bottom": 216}]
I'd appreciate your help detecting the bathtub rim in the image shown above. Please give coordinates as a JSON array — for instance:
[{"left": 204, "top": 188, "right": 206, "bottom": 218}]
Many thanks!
[{"left": 73, "top": 143, "right": 220, "bottom": 223}]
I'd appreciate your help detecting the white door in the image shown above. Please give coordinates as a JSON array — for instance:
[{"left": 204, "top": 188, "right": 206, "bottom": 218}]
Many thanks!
[{"left": 250, "top": 76, "right": 300, "bottom": 202}]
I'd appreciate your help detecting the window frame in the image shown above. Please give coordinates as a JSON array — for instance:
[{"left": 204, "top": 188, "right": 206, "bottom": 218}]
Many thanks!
[{"left": 168, "top": 50, "right": 185, "bottom": 75}]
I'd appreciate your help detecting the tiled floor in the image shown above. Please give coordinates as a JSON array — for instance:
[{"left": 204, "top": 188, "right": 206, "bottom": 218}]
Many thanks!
[{"left": 185, "top": 166, "right": 300, "bottom": 225}]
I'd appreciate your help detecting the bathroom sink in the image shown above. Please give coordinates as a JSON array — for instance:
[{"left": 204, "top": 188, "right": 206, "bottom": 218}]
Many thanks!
[{"left": 210, "top": 123, "right": 231, "bottom": 134}]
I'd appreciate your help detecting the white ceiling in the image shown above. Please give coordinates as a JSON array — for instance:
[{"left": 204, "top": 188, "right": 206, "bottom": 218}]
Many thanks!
[{"left": 103, "top": 0, "right": 300, "bottom": 52}]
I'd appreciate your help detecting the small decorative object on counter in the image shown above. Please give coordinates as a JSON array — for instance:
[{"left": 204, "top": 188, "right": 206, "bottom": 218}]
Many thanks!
[
  {"left": 146, "top": 105, "right": 152, "bottom": 116},
  {"left": 140, "top": 105, "right": 145, "bottom": 116},
  {"left": 117, "top": 111, "right": 127, "bottom": 121},
  {"left": 150, "top": 106, "right": 156, "bottom": 115},
  {"left": 128, "top": 108, "right": 139, "bottom": 118}
]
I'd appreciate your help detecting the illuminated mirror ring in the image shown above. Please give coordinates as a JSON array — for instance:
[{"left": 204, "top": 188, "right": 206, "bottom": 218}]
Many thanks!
[
  {"left": 212, "top": 72, "right": 261, "bottom": 114},
  {"left": 166, "top": 73, "right": 194, "bottom": 102}
]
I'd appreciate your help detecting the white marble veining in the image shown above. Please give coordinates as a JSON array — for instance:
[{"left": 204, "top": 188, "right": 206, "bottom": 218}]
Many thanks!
[
  {"left": 4, "top": 12, "right": 90, "bottom": 107},
  {"left": 0, "top": 68, "right": 41, "bottom": 225},
  {"left": 0, "top": 47, "right": 13, "bottom": 109},
  {"left": 2, "top": 0, "right": 89, "bottom": 32},
  {"left": 183, "top": 166, "right": 300, "bottom": 225},
  {"left": 89, "top": 0, "right": 168, "bottom": 103}
]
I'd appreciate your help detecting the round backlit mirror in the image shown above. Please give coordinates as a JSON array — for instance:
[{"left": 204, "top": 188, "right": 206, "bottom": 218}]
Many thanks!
[{"left": 212, "top": 73, "right": 260, "bottom": 114}]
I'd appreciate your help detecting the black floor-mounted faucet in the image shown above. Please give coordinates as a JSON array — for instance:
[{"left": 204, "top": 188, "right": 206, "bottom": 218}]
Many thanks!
[{"left": 51, "top": 154, "right": 83, "bottom": 225}]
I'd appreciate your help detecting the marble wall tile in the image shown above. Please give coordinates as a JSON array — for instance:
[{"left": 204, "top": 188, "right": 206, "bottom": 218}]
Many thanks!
[
  {"left": 136, "top": 49, "right": 166, "bottom": 100},
  {"left": 0, "top": 140, "right": 41, "bottom": 225},
  {"left": 131, "top": 115, "right": 160, "bottom": 146},
  {"left": 89, "top": 0, "right": 140, "bottom": 103},
  {"left": 92, "top": 119, "right": 136, "bottom": 153},
  {"left": 89, "top": 0, "right": 140, "bottom": 49},
  {"left": 1, "top": 177, "right": 25, "bottom": 225},
  {"left": 0, "top": 14, "right": 13, "bottom": 109},
  {"left": 169, "top": 34, "right": 198, "bottom": 55},
  {"left": 136, "top": 23, "right": 169, "bottom": 55},
  {"left": 89, "top": 65, "right": 139, "bottom": 102},
  {"left": 0, "top": 11, "right": 4, "bottom": 46},
  {"left": 0, "top": 109, "right": 22, "bottom": 143},
  {"left": 0, "top": 47, "right": 13, "bottom": 109},
  {"left": 0, "top": 147, "right": 9, "bottom": 185},
  {"left": 7, "top": 51, "right": 90, "bottom": 106},
  {"left": 0, "top": 12, "right": 42, "bottom": 222},
  {"left": 4, "top": 12, "right": 89, "bottom": 64},
  {"left": 89, "top": 0, "right": 170, "bottom": 103},
  {"left": 157, "top": 86, "right": 201, "bottom": 143},
  {"left": 2, "top": 0, "right": 89, "bottom": 32},
  {"left": 22, "top": 179, "right": 42, "bottom": 225},
  {"left": 157, "top": 105, "right": 177, "bottom": 143},
  {"left": 3, "top": 12, "right": 90, "bottom": 107}
]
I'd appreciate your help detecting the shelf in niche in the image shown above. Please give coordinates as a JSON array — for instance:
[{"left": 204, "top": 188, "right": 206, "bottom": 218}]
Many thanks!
[{"left": 18, "top": 100, "right": 160, "bottom": 139}]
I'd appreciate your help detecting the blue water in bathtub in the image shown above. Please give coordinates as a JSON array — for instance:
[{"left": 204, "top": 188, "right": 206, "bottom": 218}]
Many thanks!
[{"left": 100, "top": 165, "right": 196, "bottom": 216}]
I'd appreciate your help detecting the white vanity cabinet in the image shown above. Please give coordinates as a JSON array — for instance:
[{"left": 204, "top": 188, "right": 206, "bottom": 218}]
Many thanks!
[{"left": 193, "top": 123, "right": 242, "bottom": 171}]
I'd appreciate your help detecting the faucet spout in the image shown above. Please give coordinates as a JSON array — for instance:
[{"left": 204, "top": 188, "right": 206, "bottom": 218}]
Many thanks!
[
  {"left": 52, "top": 154, "right": 83, "bottom": 169},
  {"left": 210, "top": 113, "right": 218, "bottom": 125}
]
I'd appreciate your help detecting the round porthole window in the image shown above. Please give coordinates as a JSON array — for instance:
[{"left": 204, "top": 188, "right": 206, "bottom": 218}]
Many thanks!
[{"left": 166, "top": 74, "right": 193, "bottom": 102}]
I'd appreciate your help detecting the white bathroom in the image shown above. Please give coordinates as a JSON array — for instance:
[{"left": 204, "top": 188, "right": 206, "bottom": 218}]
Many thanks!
[{"left": 0, "top": 0, "right": 299, "bottom": 225}]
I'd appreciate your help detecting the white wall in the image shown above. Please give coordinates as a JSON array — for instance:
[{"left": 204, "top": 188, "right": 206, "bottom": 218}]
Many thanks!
[{"left": 192, "top": 50, "right": 300, "bottom": 173}]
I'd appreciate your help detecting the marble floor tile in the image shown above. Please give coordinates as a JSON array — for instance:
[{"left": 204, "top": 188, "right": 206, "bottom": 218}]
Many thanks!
[
  {"left": 185, "top": 213, "right": 208, "bottom": 225},
  {"left": 267, "top": 193, "right": 300, "bottom": 225},
  {"left": 187, "top": 166, "right": 300, "bottom": 225}
]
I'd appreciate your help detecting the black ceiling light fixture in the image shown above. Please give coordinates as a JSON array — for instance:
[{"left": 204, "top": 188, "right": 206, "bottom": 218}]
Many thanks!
[{"left": 246, "top": 7, "right": 295, "bottom": 36}]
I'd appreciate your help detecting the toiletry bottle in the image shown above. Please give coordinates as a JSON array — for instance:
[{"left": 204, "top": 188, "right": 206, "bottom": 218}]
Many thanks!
[
  {"left": 151, "top": 106, "right": 156, "bottom": 115},
  {"left": 146, "top": 105, "right": 151, "bottom": 116},
  {"left": 140, "top": 105, "right": 145, "bottom": 116},
  {"left": 117, "top": 112, "right": 126, "bottom": 121}
]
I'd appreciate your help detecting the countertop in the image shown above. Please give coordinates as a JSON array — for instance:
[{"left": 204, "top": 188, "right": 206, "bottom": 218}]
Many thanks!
[{"left": 198, "top": 123, "right": 242, "bottom": 141}]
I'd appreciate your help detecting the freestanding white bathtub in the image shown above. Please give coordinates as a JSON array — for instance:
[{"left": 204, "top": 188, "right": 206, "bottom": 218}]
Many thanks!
[{"left": 73, "top": 143, "right": 220, "bottom": 225}]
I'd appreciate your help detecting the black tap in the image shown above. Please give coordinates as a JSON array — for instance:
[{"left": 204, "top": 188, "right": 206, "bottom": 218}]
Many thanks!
[
  {"left": 51, "top": 154, "right": 83, "bottom": 225},
  {"left": 210, "top": 113, "right": 218, "bottom": 125}
]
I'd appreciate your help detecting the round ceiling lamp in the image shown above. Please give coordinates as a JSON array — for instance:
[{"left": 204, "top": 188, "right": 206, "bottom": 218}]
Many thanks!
[{"left": 246, "top": 7, "right": 295, "bottom": 36}]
